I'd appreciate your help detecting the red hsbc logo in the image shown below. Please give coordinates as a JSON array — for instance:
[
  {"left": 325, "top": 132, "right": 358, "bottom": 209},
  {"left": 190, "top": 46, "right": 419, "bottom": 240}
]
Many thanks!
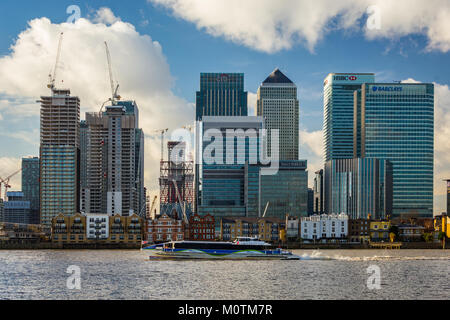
[{"left": 349, "top": 76, "right": 357, "bottom": 81}]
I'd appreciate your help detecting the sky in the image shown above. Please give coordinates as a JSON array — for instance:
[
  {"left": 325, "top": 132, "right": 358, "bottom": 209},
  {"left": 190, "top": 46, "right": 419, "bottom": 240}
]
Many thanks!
[{"left": 0, "top": 0, "right": 449, "bottom": 215}]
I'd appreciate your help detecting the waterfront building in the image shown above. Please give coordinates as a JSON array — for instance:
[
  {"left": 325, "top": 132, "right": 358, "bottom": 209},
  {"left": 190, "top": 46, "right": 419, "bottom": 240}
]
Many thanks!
[
  {"left": 146, "top": 213, "right": 184, "bottom": 243},
  {"left": 285, "top": 215, "right": 300, "bottom": 240},
  {"left": 83, "top": 100, "right": 145, "bottom": 216},
  {"left": 355, "top": 83, "right": 434, "bottom": 218},
  {"left": 445, "top": 179, "right": 450, "bottom": 214},
  {"left": 21, "top": 157, "right": 40, "bottom": 224},
  {"left": 1, "top": 192, "right": 31, "bottom": 224},
  {"left": 313, "top": 169, "right": 324, "bottom": 214},
  {"left": 195, "top": 73, "right": 247, "bottom": 121},
  {"left": 39, "top": 88, "right": 80, "bottom": 226},
  {"left": 323, "top": 73, "right": 375, "bottom": 161},
  {"left": 257, "top": 68, "right": 299, "bottom": 160},
  {"left": 51, "top": 212, "right": 143, "bottom": 244},
  {"left": 187, "top": 213, "right": 215, "bottom": 241},
  {"left": 219, "top": 216, "right": 285, "bottom": 242},
  {"left": 348, "top": 218, "right": 371, "bottom": 243},
  {"left": 397, "top": 223, "right": 425, "bottom": 242},
  {"left": 369, "top": 220, "right": 391, "bottom": 242},
  {"left": 259, "top": 160, "right": 308, "bottom": 219},
  {"left": 324, "top": 158, "right": 393, "bottom": 220},
  {"left": 434, "top": 214, "right": 450, "bottom": 238},
  {"left": 197, "top": 116, "right": 264, "bottom": 223},
  {"left": 300, "top": 214, "right": 349, "bottom": 243}
]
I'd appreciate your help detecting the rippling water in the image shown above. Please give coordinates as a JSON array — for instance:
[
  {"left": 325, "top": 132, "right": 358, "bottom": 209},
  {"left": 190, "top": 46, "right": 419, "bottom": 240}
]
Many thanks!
[{"left": 0, "top": 249, "right": 449, "bottom": 299}]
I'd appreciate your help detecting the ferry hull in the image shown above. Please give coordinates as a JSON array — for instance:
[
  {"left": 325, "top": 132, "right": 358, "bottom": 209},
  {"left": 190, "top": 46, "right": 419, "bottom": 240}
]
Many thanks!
[{"left": 148, "top": 248, "right": 299, "bottom": 260}]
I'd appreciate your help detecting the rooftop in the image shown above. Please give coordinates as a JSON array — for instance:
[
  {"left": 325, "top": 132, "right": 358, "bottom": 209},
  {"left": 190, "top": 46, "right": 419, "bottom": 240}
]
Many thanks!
[{"left": 262, "top": 68, "right": 293, "bottom": 84}]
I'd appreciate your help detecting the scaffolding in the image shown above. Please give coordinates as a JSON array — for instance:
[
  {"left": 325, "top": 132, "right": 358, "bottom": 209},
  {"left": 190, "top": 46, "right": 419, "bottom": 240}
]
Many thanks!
[{"left": 159, "top": 141, "right": 194, "bottom": 218}]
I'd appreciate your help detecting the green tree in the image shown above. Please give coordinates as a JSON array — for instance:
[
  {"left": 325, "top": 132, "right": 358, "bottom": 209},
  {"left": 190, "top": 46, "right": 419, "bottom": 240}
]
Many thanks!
[
  {"left": 422, "top": 233, "right": 433, "bottom": 243},
  {"left": 389, "top": 225, "right": 399, "bottom": 241},
  {"left": 438, "top": 231, "right": 447, "bottom": 241}
]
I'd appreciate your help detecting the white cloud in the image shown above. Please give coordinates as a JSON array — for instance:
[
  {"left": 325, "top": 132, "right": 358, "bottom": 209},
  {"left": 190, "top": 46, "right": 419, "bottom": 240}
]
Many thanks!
[
  {"left": 299, "top": 129, "right": 323, "bottom": 188},
  {"left": 150, "top": 0, "right": 450, "bottom": 53},
  {"left": 92, "top": 7, "right": 121, "bottom": 25},
  {"left": 0, "top": 9, "right": 193, "bottom": 194}
]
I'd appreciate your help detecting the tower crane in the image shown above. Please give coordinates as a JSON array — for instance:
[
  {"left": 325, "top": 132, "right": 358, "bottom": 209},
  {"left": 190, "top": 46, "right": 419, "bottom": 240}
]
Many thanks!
[
  {"left": 47, "top": 32, "right": 64, "bottom": 91},
  {"left": 100, "top": 41, "right": 121, "bottom": 112},
  {"left": 148, "top": 195, "right": 158, "bottom": 220},
  {"left": 0, "top": 168, "right": 22, "bottom": 201},
  {"left": 154, "top": 128, "right": 168, "bottom": 162}
]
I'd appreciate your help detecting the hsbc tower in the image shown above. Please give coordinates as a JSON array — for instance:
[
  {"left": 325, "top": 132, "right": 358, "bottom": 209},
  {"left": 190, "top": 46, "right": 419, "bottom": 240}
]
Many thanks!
[{"left": 323, "top": 73, "right": 375, "bottom": 162}]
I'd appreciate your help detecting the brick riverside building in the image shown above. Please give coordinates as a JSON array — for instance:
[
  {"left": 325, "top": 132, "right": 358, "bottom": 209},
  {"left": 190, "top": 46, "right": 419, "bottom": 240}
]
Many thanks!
[
  {"left": 146, "top": 213, "right": 184, "bottom": 243},
  {"left": 188, "top": 214, "right": 215, "bottom": 241}
]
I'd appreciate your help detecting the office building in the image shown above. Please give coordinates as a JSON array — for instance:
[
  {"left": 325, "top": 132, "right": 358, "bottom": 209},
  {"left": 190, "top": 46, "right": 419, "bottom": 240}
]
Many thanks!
[
  {"left": 21, "top": 157, "right": 40, "bottom": 224},
  {"left": 2, "top": 192, "right": 32, "bottom": 224},
  {"left": 355, "top": 83, "right": 434, "bottom": 218},
  {"left": 39, "top": 88, "right": 80, "bottom": 226},
  {"left": 257, "top": 69, "right": 299, "bottom": 160},
  {"left": 323, "top": 73, "right": 375, "bottom": 161},
  {"left": 197, "top": 116, "right": 264, "bottom": 223},
  {"left": 83, "top": 100, "right": 145, "bottom": 216},
  {"left": 195, "top": 73, "right": 248, "bottom": 120},
  {"left": 324, "top": 158, "right": 393, "bottom": 220},
  {"left": 259, "top": 160, "right": 308, "bottom": 218}
]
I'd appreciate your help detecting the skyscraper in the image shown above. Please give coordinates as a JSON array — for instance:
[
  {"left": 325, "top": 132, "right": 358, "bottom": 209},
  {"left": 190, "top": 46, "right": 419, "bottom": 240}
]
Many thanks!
[
  {"left": 323, "top": 73, "right": 375, "bottom": 161},
  {"left": 324, "top": 158, "right": 393, "bottom": 219},
  {"left": 39, "top": 88, "right": 80, "bottom": 226},
  {"left": 257, "top": 68, "right": 299, "bottom": 160},
  {"left": 355, "top": 83, "right": 434, "bottom": 218},
  {"left": 21, "top": 157, "right": 40, "bottom": 224},
  {"left": 83, "top": 100, "right": 145, "bottom": 216},
  {"left": 195, "top": 73, "right": 248, "bottom": 120},
  {"left": 197, "top": 116, "right": 264, "bottom": 222}
]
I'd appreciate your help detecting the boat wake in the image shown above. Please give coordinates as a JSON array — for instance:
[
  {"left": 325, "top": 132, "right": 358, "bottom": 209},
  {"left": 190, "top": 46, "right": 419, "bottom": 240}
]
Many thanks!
[{"left": 297, "top": 251, "right": 450, "bottom": 262}]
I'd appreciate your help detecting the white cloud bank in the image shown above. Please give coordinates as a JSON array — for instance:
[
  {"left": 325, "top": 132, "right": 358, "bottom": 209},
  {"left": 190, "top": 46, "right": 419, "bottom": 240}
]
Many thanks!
[
  {"left": 0, "top": 8, "right": 193, "bottom": 195},
  {"left": 150, "top": 0, "right": 450, "bottom": 53}
]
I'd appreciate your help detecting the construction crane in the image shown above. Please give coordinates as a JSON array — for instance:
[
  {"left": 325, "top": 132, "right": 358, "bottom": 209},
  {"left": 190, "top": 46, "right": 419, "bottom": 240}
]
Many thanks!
[
  {"left": 148, "top": 195, "right": 158, "bottom": 220},
  {"left": 100, "top": 41, "right": 121, "bottom": 112},
  {"left": 0, "top": 168, "right": 22, "bottom": 201},
  {"left": 154, "top": 128, "right": 168, "bottom": 162},
  {"left": 47, "top": 32, "right": 64, "bottom": 90},
  {"left": 172, "top": 179, "right": 188, "bottom": 224},
  {"left": 262, "top": 201, "right": 270, "bottom": 218}
]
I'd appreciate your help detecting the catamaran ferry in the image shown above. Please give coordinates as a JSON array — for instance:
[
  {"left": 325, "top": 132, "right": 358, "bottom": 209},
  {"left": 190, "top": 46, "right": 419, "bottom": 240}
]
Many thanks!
[{"left": 142, "top": 237, "right": 300, "bottom": 260}]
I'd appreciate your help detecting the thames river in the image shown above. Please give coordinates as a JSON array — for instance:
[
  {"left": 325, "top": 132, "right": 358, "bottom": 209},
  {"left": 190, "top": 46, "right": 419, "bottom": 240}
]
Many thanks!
[{"left": 0, "top": 249, "right": 449, "bottom": 300}]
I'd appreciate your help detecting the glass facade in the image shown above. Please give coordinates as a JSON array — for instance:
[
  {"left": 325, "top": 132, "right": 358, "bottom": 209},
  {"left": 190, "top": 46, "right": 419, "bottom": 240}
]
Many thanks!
[
  {"left": 356, "top": 83, "right": 434, "bottom": 218},
  {"left": 324, "top": 158, "right": 392, "bottom": 220},
  {"left": 260, "top": 160, "right": 308, "bottom": 219},
  {"left": 198, "top": 116, "right": 264, "bottom": 222},
  {"left": 196, "top": 73, "right": 248, "bottom": 120},
  {"left": 323, "top": 73, "right": 375, "bottom": 161},
  {"left": 22, "top": 157, "right": 40, "bottom": 224}
]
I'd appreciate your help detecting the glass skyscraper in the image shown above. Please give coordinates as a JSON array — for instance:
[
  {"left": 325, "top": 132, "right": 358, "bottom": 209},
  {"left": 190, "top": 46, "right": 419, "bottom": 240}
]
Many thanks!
[
  {"left": 323, "top": 73, "right": 375, "bottom": 161},
  {"left": 260, "top": 160, "right": 308, "bottom": 219},
  {"left": 22, "top": 157, "right": 40, "bottom": 224},
  {"left": 197, "top": 116, "right": 264, "bottom": 222},
  {"left": 324, "top": 158, "right": 393, "bottom": 219},
  {"left": 355, "top": 83, "right": 434, "bottom": 218},
  {"left": 195, "top": 73, "right": 248, "bottom": 120}
]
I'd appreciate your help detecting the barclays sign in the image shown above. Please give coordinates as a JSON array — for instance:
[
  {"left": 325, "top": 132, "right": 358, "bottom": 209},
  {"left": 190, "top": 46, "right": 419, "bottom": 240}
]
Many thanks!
[{"left": 371, "top": 86, "right": 403, "bottom": 92}]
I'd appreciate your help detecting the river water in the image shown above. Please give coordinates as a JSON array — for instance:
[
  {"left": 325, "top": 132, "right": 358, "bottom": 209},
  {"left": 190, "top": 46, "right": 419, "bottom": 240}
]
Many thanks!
[{"left": 0, "top": 249, "right": 448, "bottom": 300}]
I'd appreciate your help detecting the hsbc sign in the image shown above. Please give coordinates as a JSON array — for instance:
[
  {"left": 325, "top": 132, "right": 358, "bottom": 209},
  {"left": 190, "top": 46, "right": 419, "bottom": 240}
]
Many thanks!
[{"left": 333, "top": 75, "right": 358, "bottom": 81}]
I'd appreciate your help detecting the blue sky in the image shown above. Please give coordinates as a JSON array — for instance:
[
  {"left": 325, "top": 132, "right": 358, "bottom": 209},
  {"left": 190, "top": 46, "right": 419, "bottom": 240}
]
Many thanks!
[{"left": 0, "top": 0, "right": 449, "bottom": 213}]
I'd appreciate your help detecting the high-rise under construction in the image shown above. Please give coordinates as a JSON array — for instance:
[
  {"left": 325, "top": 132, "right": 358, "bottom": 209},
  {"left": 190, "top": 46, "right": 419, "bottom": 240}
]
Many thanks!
[
  {"left": 39, "top": 88, "right": 80, "bottom": 226},
  {"left": 81, "top": 100, "right": 145, "bottom": 217}
]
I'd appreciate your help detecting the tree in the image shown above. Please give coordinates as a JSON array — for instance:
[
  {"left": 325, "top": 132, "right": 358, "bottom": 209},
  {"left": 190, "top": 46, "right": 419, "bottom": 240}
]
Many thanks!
[
  {"left": 389, "top": 225, "right": 399, "bottom": 241},
  {"left": 422, "top": 233, "right": 433, "bottom": 243},
  {"left": 438, "top": 231, "right": 447, "bottom": 241}
]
